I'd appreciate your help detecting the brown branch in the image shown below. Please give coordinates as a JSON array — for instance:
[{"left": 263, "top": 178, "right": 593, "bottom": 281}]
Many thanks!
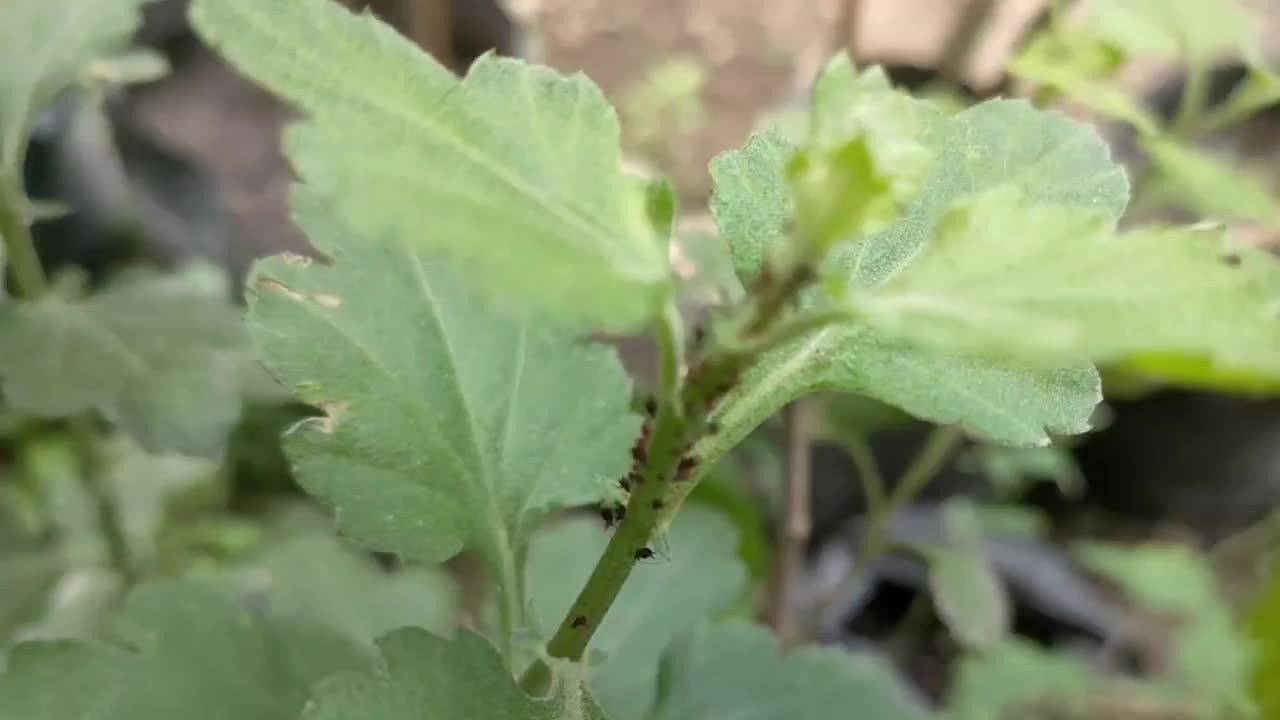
[{"left": 765, "top": 400, "right": 814, "bottom": 644}]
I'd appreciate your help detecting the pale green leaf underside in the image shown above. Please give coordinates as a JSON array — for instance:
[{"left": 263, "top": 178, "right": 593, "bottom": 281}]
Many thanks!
[
  {"left": 191, "top": 0, "right": 668, "bottom": 330},
  {"left": 247, "top": 192, "right": 641, "bottom": 570},
  {"left": 304, "top": 629, "right": 607, "bottom": 720},
  {"left": 859, "top": 189, "right": 1280, "bottom": 378},
  {"left": 0, "top": 0, "right": 153, "bottom": 177},
  {"left": 653, "top": 621, "right": 934, "bottom": 720},
  {"left": 527, "top": 507, "right": 747, "bottom": 720},
  {"left": 0, "top": 579, "right": 369, "bottom": 720},
  {"left": 0, "top": 265, "right": 248, "bottom": 456},
  {"left": 707, "top": 97, "right": 1117, "bottom": 450}
]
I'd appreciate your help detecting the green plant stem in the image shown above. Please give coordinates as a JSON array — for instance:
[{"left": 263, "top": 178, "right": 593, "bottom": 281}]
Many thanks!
[
  {"left": 0, "top": 186, "right": 131, "bottom": 580},
  {"left": 1174, "top": 60, "right": 1209, "bottom": 137},
  {"left": 810, "top": 424, "right": 964, "bottom": 634},
  {"left": 842, "top": 433, "right": 886, "bottom": 516}
]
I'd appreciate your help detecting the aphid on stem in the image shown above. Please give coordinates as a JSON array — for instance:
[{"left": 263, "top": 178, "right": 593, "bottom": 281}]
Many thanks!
[{"left": 572, "top": 615, "right": 589, "bottom": 629}]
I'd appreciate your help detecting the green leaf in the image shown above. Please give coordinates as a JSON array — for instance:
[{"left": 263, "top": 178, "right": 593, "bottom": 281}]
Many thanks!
[
  {"left": 101, "top": 439, "right": 220, "bottom": 563},
  {"left": 304, "top": 628, "right": 607, "bottom": 720},
  {"left": 0, "top": 579, "right": 369, "bottom": 720},
  {"left": 1143, "top": 137, "right": 1280, "bottom": 224},
  {"left": 526, "top": 507, "right": 747, "bottom": 720},
  {"left": 191, "top": 0, "right": 670, "bottom": 331},
  {"left": 839, "top": 100, "right": 1129, "bottom": 289},
  {"left": 789, "top": 59, "right": 937, "bottom": 256},
  {"left": 651, "top": 621, "right": 933, "bottom": 720},
  {"left": 247, "top": 191, "right": 641, "bottom": 574},
  {"left": 855, "top": 188, "right": 1280, "bottom": 379},
  {"left": 0, "top": 264, "right": 248, "bottom": 456},
  {"left": 1086, "top": 0, "right": 1258, "bottom": 62},
  {"left": 946, "top": 639, "right": 1096, "bottom": 720},
  {"left": 0, "top": 0, "right": 153, "bottom": 179},
  {"left": 1076, "top": 542, "right": 1256, "bottom": 715},
  {"left": 1209, "top": 63, "right": 1280, "bottom": 128},
  {"left": 1246, "top": 563, "right": 1280, "bottom": 717},
  {"left": 710, "top": 129, "right": 795, "bottom": 285},
  {"left": 925, "top": 500, "right": 1009, "bottom": 651},
  {"left": 211, "top": 529, "right": 459, "bottom": 648}
]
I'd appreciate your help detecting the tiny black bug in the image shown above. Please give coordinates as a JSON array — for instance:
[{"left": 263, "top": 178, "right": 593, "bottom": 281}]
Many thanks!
[
  {"left": 634, "top": 547, "right": 654, "bottom": 561},
  {"left": 572, "top": 615, "right": 589, "bottom": 629},
  {"left": 600, "top": 507, "right": 616, "bottom": 528},
  {"left": 644, "top": 397, "right": 658, "bottom": 416},
  {"left": 651, "top": 499, "right": 665, "bottom": 511}
]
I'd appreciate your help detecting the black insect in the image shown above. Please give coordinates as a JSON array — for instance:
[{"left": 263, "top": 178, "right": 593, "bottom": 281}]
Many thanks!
[
  {"left": 705, "top": 420, "right": 720, "bottom": 435},
  {"left": 600, "top": 506, "right": 616, "bottom": 528},
  {"left": 634, "top": 547, "right": 654, "bottom": 561},
  {"left": 675, "top": 456, "right": 698, "bottom": 480},
  {"left": 644, "top": 397, "right": 658, "bottom": 416},
  {"left": 651, "top": 499, "right": 665, "bottom": 511},
  {"left": 1222, "top": 253, "right": 1242, "bottom": 267},
  {"left": 572, "top": 615, "right": 589, "bottom": 629}
]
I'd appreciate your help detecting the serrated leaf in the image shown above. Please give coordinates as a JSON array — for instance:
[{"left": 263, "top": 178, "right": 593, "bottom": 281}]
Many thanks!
[
  {"left": 191, "top": 0, "right": 669, "bottom": 331},
  {"left": 0, "top": 579, "right": 369, "bottom": 720},
  {"left": 305, "top": 628, "right": 607, "bottom": 720},
  {"left": 926, "top": 500, "right": 1009, "bottom": 651},
  {"left": 1144, "top": 137, "right": 1280, "bottom": 224},
  {"left": 946, "top": 639, "right": 1096, "bottom": 720},
  {"left": 839, "top": 100, "right": 1129, "bottom": 289},
  {"left": 710, "top": 129, "right": 795, "bottom": 284},
  {"left": 213, "top": 530, "right": 459, "bottom": 647},
  {"left": 0, "top": 264, "right": 248, "bottom": 456},
  {"left": 0, "top": 0, "right": 153, "bottom": 178},
  {"left": 707, "top": 97, "right": 1115, "bottom": 450},
  {"left": 248, "top": 192, "right": 641, "bottom": 574},
  {"left": 651, "top": 621, "right": 933, "bottom": 720},
  {"left": 855, "top": 188, "right": 1280, "bottom": 379},
  {"left": 527, "top": 507, "right": 747, "bottom": 720}
]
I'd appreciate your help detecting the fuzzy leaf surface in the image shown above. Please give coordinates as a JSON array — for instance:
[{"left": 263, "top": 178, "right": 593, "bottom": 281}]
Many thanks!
[
  {"left": 526, "top": 507, "right": 747, "bottom": 720},
  {"left": 705, "top": 97, "right": 1120, "bottom": 453},
  {"left": 304, "top": 628, "right": 607, "bottom": 720},
  {"left": 0, "top": 0, "right": 152, "bottom": 179},
  {"left": 0, "top": 265, "right": 248, "bottom": 456},
  {"left": 0, "top": 579, "right": 368, "bottom": 720},
  {"left": 651, "top": 621, "right": 933, "bottom": 720},
  {"left": 856, "top": 189, "right": 1280, "bottom": 379},
  {"left": 247, "top": 193, "right": 641, "bottom": 572},
  {"left": 191, "top": 0, "right": 669, "bottom": 330}
]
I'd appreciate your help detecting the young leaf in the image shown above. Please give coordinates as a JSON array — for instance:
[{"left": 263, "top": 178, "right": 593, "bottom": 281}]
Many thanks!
[
  {"left": 926, "top": 500, "right": 1010, "bottom": 651},
  {"left": 0, "top": 264, "right": 248, "bottom": 456},
  {"left": 526, "top": 507, "right": 747, "bottom": 720},
  {"left": 855, "top": 188, "right": 1280, "bottom": 379},
  {"left": 0, "top": 579, "right": 371, "bottom": 720},
  {"left": 1143, "top": 137, "right": 1280, "bottom": 224},
  {"left": 247, "top": 191, "right": 641, "bottom": 573},
  {"left": 191, "top": 0, "right": 670, "bottom": 331},
  {"left": 0, "top": 0, "right": 153, "bottom": 181},
  {"left": 304, "top": 628, "right": 607, "bottom": 720},
  {"left": 707, "top": 97, "right": 1118, "bottom": 450},
  {"left": 651, "top": 621, "right": 933, "bottom": 720}
]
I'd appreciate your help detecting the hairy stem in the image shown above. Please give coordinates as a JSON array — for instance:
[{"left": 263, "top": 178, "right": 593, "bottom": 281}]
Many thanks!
[
  {"left": 765, "top": 401, "right": 814, "bottom": 644},
  {"left": 0, "top": 186, "right": 131, "bottom": 579}
]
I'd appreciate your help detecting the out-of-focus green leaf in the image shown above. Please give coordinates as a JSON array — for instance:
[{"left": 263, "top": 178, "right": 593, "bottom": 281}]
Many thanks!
[
  {"left": 304, "top": 628, "right": 608, "bottom": 720},
  {"left": 651, "top": 621, "right": 933, "bottom": 720},
  {"left": 1009, "top": 35, "right": 1160, "bottom": 134},
  {"left": 212, "top": 530, "right": 459, "bottom": 648},
  {"left": 0, "top": 579, "right": 370, "bottom": 720},
  {"left": 1086, "top": 0, "right": 1258, "bottom": 62},
  {"left": 0, "top": 0, "right": 153, "bottom": 179},
  {"left": 526, "top": 507, "right": 747, "bottom": 720},
  {"left": 855, "top": 188, "right": 1280, "bottom": 382},
  {"left": 0, "top": 264, "right": 248, "bottom": 457},
  {"left": 191, "top": 0, "right": 671, "bottom": 331},
  {"left": 946, "top": 639, "right": 1096, "bottom": 720},
  {"left": 1077, "top": 542, "right": 1256, "bottom": 716},
  {"left": 247, "top": 192, "right": 641, "bottom": 577},
  {"left": 1144, "top": 137, "right": 1280, "bottom": 224},
  {"left": 926, "top": 500, "right": 1009, "bottom": 651},
  {"left": 1208, "top": 63, "right": 1280, "bottom": 129}
]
